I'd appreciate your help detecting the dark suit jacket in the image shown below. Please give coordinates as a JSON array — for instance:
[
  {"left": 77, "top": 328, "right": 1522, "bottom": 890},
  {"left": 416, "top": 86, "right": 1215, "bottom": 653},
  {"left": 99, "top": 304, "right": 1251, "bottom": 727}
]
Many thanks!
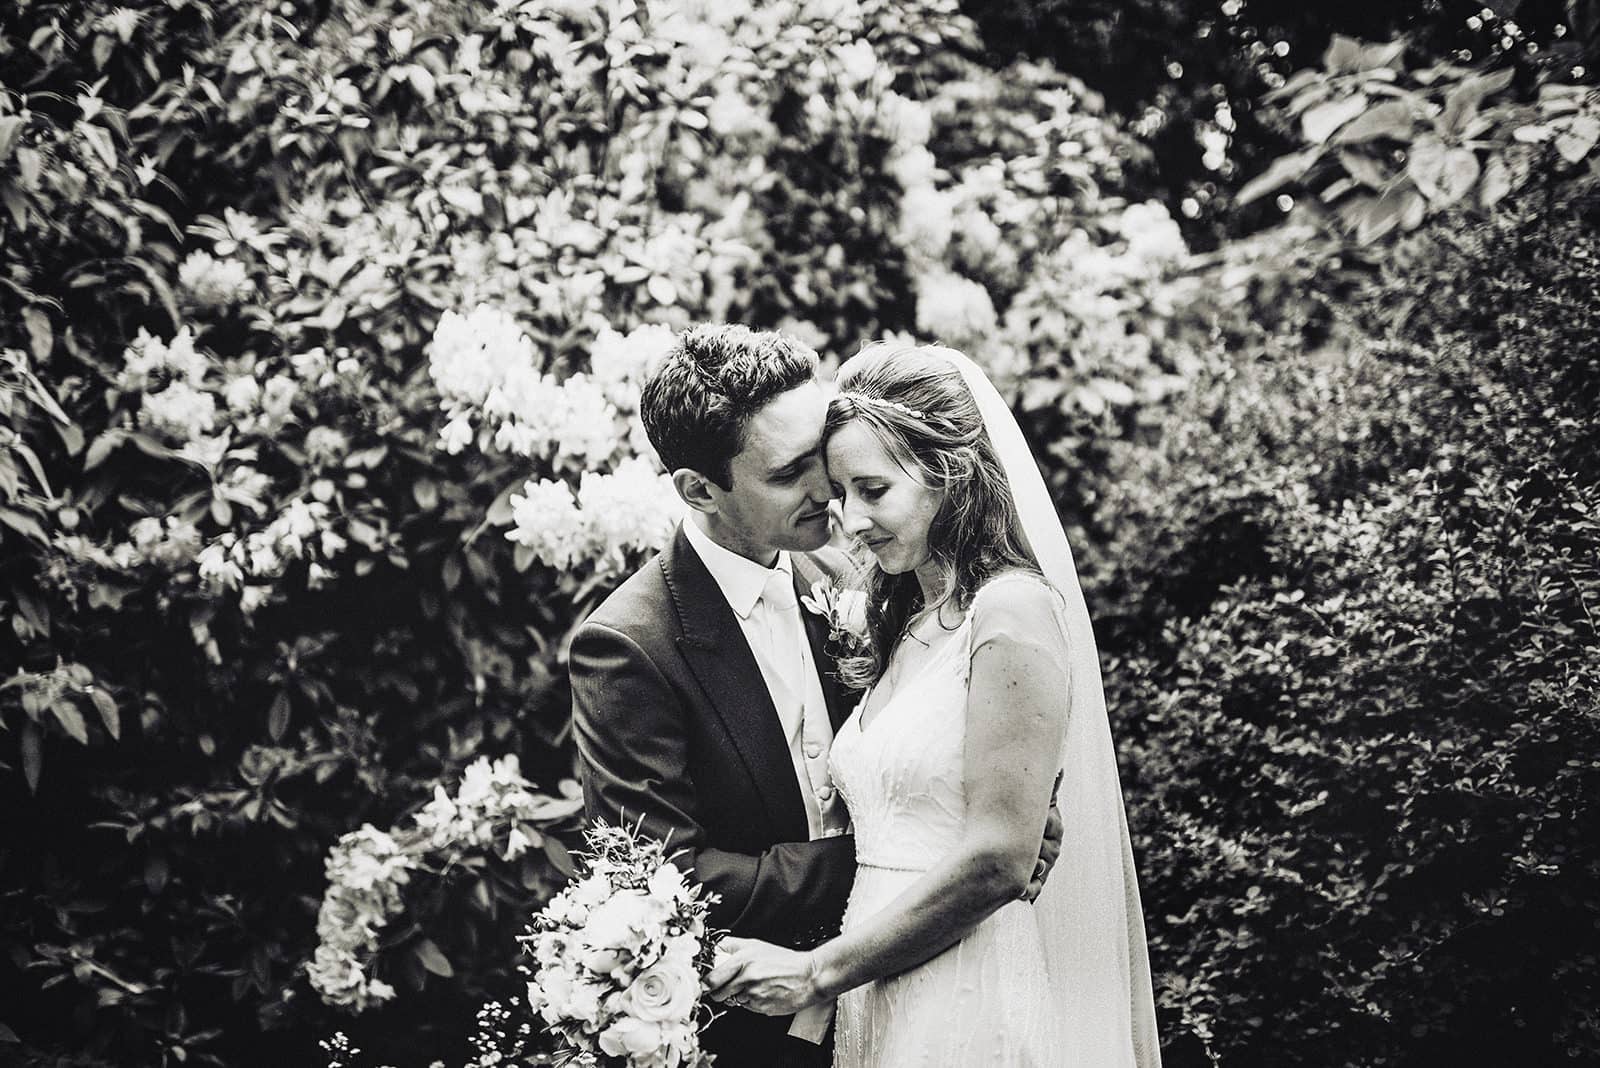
[{"left": 570, "top": 524, "right": 857, "bottom": 1065}]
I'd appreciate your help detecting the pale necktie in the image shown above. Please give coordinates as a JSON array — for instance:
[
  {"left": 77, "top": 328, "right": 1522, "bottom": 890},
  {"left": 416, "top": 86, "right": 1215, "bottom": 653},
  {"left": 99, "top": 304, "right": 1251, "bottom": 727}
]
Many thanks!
[{"left": 758, "top": 566, "right": 804, "bottom": 698}]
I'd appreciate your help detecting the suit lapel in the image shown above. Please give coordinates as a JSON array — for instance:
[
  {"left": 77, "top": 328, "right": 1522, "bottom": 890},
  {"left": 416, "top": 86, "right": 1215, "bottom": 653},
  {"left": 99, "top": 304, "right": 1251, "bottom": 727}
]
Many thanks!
[{"left": 662, "top": 527, "right": 809, "bottom": 841}]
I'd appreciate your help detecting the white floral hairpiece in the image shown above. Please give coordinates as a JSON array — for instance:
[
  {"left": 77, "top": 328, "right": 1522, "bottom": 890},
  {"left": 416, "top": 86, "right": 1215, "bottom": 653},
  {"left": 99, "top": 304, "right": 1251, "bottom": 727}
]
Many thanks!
[{"left": 839, "top": 391, "right": 926, "bottom": 421}]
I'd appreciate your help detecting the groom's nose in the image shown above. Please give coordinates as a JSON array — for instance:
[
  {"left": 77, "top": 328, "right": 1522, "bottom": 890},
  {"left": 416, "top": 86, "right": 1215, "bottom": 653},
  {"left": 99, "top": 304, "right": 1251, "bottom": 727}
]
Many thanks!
[{"left": 801, "top": 463, "right": 831, "bottom": 506}]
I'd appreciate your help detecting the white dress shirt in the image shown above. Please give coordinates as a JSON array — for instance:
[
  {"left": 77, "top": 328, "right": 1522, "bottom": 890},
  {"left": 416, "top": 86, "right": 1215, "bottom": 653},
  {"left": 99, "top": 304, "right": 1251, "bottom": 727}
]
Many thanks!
[{"left": 682, "top": 517, "right": 846, "bottom": 840}]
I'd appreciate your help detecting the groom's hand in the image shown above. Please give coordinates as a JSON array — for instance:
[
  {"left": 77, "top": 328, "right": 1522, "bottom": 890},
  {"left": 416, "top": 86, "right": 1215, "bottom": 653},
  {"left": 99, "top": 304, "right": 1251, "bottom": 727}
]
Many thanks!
[{"left": 1023, "top": 770, "right": 1065, "bottom": 902}]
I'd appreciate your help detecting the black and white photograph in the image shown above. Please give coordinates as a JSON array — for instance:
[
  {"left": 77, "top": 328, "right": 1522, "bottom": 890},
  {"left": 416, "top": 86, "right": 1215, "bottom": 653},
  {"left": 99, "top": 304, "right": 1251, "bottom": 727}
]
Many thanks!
[{"left": 2, "top": 0, "right": 1596, "bottom": 1065}]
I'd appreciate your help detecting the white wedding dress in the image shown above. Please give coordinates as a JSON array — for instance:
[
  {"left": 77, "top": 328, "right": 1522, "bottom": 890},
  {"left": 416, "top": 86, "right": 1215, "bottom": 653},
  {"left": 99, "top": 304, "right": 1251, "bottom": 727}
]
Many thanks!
[{"left": 827, "top": 573, "right": 1158, "bottom": 1068}]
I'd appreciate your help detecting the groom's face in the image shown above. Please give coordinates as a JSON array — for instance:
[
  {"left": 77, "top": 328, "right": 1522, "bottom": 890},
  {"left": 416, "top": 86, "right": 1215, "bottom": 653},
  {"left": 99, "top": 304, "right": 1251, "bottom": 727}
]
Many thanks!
[{"left": 704, "top": 381, "right": 833, "bottom": 558}]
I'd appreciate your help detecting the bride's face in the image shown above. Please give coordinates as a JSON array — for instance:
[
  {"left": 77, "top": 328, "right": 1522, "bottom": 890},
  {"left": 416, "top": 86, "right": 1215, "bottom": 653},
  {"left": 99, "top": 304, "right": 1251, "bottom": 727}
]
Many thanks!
[{"left": 826, "top": 420, "right": 944, "bottom": 575}]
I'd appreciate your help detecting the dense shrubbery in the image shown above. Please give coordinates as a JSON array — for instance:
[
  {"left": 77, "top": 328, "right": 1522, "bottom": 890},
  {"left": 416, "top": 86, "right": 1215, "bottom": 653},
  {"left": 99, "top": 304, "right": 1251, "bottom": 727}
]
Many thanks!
[{"left": 1093, "top": 180, "right": 1600, "bottom": 1065}]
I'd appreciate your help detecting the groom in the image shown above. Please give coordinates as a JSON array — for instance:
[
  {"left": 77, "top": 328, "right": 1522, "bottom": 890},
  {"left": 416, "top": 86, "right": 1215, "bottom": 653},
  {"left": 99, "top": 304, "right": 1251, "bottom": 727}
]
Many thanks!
[{"left": 570, "top": 324, "right": 1057, "bottom": 1065}]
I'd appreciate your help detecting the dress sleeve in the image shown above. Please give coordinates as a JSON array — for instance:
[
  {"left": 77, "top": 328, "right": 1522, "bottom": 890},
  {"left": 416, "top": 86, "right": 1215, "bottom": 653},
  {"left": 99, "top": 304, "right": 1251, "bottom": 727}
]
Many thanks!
[{"left": 963, "top": 574, "right": 1072, "bottom": 681}]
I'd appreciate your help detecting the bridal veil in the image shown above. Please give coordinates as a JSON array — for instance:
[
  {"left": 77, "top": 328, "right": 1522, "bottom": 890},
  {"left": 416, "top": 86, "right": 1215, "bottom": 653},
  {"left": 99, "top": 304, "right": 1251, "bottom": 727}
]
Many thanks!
[{"left": 930, "top": 345, "right": 1162, "bottom": 1068}]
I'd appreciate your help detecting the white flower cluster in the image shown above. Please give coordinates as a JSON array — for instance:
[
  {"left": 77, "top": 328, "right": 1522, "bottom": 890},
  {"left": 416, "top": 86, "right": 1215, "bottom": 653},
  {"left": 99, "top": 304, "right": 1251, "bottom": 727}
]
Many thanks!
[
  {"left": 120, "top": 328, "right": 219, "bottom": 444},
  {"left": 588, "top": 323, "right": 676, "bottom": 412},
  {"left": 307, "top": 825, "right": 416, "bottom": 1012},
  {"left": 507, "top": 457, "right": 682, "bottom": 579},
  {"left": 414, "top": 754, "right": 583, "bottom": 858},
  {"left": 308, "top": 757, "right": 583, "bottom": 1014},
  {"left": 429, "top": 304, "right": 629, "bottom": 470},
  {"left": 525, "top": 825, "right": 717, "bottom": 1068},
  {"left": 111, "top": 515, "right": 203, "bottom": 571},
  {"left": 872, "top": 88, "right": 1004, "bottom": 348},
  {"left": 121, "top": 326, "right": 208, "bottom": 386},
  {"left": 1118, "top": 200, "right": 1188, "bottom": 267},
  {"left": 914, "top": 266, "right": 1000, "bottom": 347},
  {"left": 177, "top": 249, "right": 254, "bottom": 307},
  {"left": 195, "top": 496, "right": 346, "bottom": 611}
]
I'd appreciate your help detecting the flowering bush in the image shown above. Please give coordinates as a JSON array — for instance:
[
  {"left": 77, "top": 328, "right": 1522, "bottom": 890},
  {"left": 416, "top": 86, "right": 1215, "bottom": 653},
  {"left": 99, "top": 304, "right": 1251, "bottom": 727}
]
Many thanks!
[{"left": 308, "top": 756, "right": 583, "bottom": 1015}]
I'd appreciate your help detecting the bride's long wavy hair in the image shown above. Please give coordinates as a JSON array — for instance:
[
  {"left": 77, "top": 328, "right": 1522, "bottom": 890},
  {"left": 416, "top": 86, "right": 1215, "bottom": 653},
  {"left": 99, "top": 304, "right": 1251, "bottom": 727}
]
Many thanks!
[{"left": 824, "top": 342, "right": 1040, "bottom": 689}]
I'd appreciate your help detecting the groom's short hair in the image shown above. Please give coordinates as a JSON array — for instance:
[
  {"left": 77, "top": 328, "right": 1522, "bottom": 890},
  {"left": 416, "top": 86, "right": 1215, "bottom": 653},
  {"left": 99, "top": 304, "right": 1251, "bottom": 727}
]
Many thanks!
[{"left": 640, "top": 324, "right": 818, "bottom": 490}]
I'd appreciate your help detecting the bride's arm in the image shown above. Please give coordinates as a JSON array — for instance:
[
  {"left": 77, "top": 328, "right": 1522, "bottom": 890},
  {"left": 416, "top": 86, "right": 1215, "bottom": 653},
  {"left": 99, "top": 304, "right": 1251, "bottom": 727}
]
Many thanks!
[{"left": 710, "top": 581, "right": 1068, "bottom": 1010}]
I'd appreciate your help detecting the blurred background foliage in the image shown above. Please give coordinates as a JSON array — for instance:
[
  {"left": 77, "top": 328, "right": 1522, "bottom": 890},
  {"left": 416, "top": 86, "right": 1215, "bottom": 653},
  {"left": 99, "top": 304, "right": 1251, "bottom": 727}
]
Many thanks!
[{"left": 0, "top": 0, "right": 1595, "bottom": 1064}]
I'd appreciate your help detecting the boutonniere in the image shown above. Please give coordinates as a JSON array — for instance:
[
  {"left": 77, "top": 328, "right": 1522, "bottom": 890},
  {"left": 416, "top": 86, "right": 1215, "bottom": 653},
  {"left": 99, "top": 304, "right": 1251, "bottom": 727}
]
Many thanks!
[{"left": 800, "top": 579, "right": 870, "bottom": 648}]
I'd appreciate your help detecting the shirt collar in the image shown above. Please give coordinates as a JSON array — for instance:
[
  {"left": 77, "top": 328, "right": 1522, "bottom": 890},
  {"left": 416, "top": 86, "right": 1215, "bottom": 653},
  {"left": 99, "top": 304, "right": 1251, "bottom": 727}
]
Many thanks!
[{"left": 682, "top": 516, "right": 792, "bottom": 620}]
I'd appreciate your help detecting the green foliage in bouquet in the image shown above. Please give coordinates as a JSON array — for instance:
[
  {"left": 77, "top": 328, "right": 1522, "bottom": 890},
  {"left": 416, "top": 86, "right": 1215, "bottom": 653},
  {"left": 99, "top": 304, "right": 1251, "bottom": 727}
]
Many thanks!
[{"left": 1096, "top": 176, "right": 1600, "bottom": 1065}]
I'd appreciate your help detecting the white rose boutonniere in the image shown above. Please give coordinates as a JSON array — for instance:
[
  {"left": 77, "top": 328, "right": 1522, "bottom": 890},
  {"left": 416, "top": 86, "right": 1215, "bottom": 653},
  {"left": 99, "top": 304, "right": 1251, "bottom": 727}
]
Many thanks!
[{"left": 800, "top": 579, "right": 870, "bottom": 649}]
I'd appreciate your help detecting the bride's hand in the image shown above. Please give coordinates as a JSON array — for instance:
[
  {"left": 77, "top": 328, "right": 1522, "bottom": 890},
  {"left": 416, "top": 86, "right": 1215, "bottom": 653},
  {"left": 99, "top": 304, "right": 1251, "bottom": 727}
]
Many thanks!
[{"left": 706, "top": 936, "right": 826, "bottom": 1016}]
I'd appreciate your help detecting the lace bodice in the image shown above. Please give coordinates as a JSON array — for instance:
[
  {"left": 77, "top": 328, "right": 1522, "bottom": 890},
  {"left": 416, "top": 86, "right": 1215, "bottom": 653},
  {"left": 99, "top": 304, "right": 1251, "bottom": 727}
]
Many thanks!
[
  {"left": 829, "top": 573, "right": 1065, "bottom": 870},
  {"left": 829, "top": 606, "right": 973, "bottom": 871}
]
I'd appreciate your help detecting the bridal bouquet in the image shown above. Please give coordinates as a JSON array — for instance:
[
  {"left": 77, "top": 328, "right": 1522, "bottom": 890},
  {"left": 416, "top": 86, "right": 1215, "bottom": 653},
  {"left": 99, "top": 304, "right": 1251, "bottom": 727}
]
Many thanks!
[{"left": 523, "top": 823, "right": 721, "bottom": 1068}]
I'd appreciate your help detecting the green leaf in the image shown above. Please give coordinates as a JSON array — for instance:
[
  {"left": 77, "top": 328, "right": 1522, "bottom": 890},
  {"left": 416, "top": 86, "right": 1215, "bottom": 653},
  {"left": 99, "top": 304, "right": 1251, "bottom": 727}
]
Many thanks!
[
  {"left": 0, "top": 117, "right": 23, "bottom": 162},
  {"left": 1323, "top": 35, "right": 1365, "bottom": 73},
  {"left": 56, "top": 422, "right": 84, "bottom": 456},
  {"left": 412, "top": 479, "right": 438, "bottom": 510},
  {"left": 128, "top": 257, "right": 180, "bottom": 329},
  {"left": 1478, "top": 153, "right": 1515, "bottom": 209},
  {"left": 84, "top": 430, "right": 125, "bottom": 471},
  {"left": 80, "top": 124, "right": 118, "bottom": 171},
  {"left": 90, "top": 688, "right": 120, "bottom": 740},
  {"left": 1440, "top": 67, "right": 1516, "bottom": 136},
  {"left": 1555, "top": 115, "right": 1600, "bottom": 165},
  {"left": 144, "top": 854, "right": 168, "bottom": 894},
  {"left": 1302, "top": 94, "right": 1370, "bottom": 145},
  {"left": 52, "top": 700, "right": 89, "bottom": 745},
  {"left": 1347, "top": 183, "right": 1427, "bottom": 244},
  {"left": 1356, "top": 40, "right": 1407, "bottom": 72},
  {"left": 0, "top": 1020, "right": 19, "bottom": 1042},
  {"left": 484, "top": 482, "right": 519, "bottom": 527},
  {"left": 1236, "top": 149, "right": 1320, "bottom": 206},
  {"left": 21, "top": 723, "right": 41, "bottom": 793},
  {"left": 0, "top": 507, "right": 48, "bottom": 543},
  {"left": 1332, "top": 101, "right": 1416, "bottom": 146},
  {"left": 543, "top": 837, "right": 576, "bottom": 878},
  {"left": 267, "top": 691, "right": 291, "bottom": 742},
  {"left": 1338, "top": 149, "right": 1392, "bottom": 190},
  {"left": 415, "top": 939, "right": 454, "bottom": 978},
  {"left": 1, "top": 186, "right": 28, "bottom": 231},
  {"left": 13, "top": 443, "right": 50, "bottom": 497},
  {"left": 1408, "top": 136, "right": 1481, "bottom": 206},
  {"left": 127, "top": 432, "right": 182, "bottom": 462}
]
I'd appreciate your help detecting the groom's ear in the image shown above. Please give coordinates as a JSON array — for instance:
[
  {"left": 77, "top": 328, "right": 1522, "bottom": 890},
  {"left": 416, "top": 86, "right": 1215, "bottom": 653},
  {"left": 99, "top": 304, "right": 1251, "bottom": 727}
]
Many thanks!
[{"left": 672, "top": 468, "right": 719, "bottom": 515}]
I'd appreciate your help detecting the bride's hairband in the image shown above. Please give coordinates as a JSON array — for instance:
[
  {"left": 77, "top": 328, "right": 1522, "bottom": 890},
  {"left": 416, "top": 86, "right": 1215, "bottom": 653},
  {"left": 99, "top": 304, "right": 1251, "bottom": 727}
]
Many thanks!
[{"left": 839, "top": 391, "right": 927, "bottom": 421}]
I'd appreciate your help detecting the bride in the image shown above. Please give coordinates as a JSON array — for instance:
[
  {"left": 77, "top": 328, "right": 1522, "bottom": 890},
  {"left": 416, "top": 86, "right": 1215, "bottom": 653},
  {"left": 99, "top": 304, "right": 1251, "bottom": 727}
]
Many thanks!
[{"left": 707, "top": 343, "right": 1160, "bottom": 1067}]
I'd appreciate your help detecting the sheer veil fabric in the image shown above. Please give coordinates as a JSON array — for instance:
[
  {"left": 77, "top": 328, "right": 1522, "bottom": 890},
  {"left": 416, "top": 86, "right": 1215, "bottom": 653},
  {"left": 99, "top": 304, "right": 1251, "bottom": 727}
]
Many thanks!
[{"left": 930, "top": 346, "right": 1161, "bottom": 1068}]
